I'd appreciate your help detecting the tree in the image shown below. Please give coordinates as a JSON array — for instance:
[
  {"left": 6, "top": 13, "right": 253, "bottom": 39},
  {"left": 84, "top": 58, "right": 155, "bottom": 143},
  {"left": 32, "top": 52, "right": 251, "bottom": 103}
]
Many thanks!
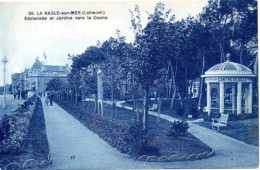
[
  {"left": 8, "top": 84, "right": 12, "bottom": 94},
  {"left": 46, "top": 78, "right": 67, "bottom": 99},
  {"left": 68, "top": 44, "right": 104, "bottom": 110},
  {"left": 129, "top": 3, "right": 174, "bottom": 130}
]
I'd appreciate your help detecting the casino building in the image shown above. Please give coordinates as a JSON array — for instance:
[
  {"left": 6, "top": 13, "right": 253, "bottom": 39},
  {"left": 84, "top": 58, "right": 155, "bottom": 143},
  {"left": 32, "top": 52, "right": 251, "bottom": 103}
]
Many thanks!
[{"left": 12, "top": 57, "right": 70, "bottom": 98}]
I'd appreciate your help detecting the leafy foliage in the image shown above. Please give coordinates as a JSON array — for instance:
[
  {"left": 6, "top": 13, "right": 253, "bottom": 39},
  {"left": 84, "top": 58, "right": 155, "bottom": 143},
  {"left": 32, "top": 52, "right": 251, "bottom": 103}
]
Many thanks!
[
  {"left": 169, "top": 120, "right": 189, "bottom": 136},
  {"left": 46, "top": 78, "right": 66, "bottom": 92},
  {"left": 61, "top": 0, "right": 257, "bottom": 129},
  {"left": 175, "top": 104, "right": 185, "bottom": 116},
  {"left": 0, "top": 95, "right": 38, "bottom": 154}
]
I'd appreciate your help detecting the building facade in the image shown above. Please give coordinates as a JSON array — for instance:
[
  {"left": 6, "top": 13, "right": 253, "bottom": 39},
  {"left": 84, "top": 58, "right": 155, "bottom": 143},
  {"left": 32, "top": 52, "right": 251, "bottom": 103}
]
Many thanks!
[{"left": 12, "top": 58, "right": 70, "bottom": 98}]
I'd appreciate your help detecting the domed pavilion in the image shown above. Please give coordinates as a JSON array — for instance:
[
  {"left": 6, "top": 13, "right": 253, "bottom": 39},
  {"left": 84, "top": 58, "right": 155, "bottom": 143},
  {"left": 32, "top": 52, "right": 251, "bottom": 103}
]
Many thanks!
[{"left": 201, "top": 54, "right": 256, "bottom": 116}]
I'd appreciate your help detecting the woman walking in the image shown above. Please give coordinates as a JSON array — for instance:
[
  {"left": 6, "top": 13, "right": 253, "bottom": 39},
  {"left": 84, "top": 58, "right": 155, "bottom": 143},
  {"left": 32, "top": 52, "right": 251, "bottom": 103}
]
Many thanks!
[{"left": 45, "top": 95, "right": 49, "bottom": 106}]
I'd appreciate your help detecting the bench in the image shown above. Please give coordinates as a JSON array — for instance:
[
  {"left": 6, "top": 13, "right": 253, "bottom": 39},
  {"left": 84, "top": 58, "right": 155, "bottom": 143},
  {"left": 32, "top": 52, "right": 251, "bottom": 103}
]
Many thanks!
[
  {"left": 211, "top": 114, "right": 229, "bottom": 130},
  {"left": 149, "top": 104, "right": 158, "bottom": 111}
]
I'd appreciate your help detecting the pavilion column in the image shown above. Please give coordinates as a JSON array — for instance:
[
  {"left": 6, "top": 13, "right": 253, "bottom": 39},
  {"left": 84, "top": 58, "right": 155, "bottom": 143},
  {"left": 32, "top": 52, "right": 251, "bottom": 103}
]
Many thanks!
[
  {"left": 219, "top": 82, "right": 224, "bottom": 114},
  {"left": 206, "top": 82, "right": 211, "bottom": 116},
  {"left": 248, "top": 82, "right": 253, "bottom": 114},
  {"left": 232, "top": 83, "right": 236, "bottom": 114},
  {"left": 237, "top": 82, "right": 242, "bottom": 115},
  {"left": 245, "top": 87, "right": 249, "bottom": 113}
]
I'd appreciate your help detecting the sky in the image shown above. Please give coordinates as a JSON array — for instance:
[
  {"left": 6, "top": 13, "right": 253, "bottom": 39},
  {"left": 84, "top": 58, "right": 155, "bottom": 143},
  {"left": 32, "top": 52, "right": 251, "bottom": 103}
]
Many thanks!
[{"left": 0, "top": 0, "right": 208, "bottom": 86}]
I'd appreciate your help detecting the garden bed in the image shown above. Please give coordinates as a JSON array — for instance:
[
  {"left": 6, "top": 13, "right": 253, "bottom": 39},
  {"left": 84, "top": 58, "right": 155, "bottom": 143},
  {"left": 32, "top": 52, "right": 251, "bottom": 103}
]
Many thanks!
[
  {"left": 0, "top": 96, "right": 51, "bottom": 169},
  {"left": 196, "top": 118, "right": 259, "bottom": 146},
  {"left": 55, "top": 99, "right": 213, "bottom": 161}
]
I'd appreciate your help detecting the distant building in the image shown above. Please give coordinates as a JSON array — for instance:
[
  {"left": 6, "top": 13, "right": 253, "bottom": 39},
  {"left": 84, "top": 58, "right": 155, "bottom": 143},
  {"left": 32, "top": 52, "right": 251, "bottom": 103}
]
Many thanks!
[
  {"left": 188, "top": 78, "right": 200, "bottom": 98},
  {"left": 12, "top": 58, "right": 70, "bottom": 98},
  {"left": 11, "top": 73, "right": 22, "bottom": 94}
]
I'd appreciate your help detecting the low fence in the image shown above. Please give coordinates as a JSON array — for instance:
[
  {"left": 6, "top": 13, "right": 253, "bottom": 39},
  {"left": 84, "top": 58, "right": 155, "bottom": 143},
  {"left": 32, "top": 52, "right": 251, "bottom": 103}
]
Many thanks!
[
  {"left": 1, "top": 155, "right": 51, "bottom": 170},
  {"left": 138, "top": 150, "right": 215, "bottom": 162}
]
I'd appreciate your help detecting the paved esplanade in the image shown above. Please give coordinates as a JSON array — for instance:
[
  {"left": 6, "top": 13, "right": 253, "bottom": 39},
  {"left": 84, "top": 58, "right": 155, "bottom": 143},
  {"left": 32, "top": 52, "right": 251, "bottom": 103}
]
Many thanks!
[{"left": 42, "top": 99, "right": 258, "bottom": 169}]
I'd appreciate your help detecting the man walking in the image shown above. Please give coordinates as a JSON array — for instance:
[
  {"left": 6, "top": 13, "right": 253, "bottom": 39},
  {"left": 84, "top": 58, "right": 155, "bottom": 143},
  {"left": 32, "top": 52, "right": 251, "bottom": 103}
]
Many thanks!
[{"left": 48, "top": 92, "right": 54, "bottom": 106}]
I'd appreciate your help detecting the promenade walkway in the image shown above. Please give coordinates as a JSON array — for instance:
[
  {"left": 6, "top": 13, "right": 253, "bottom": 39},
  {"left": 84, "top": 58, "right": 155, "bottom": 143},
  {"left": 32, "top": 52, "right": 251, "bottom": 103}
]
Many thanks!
[{"left": 42, "top": 99, "right": 258, "bottom": 169}]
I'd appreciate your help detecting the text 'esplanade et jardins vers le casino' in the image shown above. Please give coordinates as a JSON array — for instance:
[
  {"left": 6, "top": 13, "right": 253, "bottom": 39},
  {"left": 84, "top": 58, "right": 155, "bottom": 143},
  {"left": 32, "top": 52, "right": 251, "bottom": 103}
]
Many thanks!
[{"left": 24, "top": 11, "right": 108, "bottom": 21}]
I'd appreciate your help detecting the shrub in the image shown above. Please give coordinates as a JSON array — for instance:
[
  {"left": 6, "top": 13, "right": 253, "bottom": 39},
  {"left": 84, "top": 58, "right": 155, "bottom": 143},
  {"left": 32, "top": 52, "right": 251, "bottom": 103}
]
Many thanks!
[
  {"left": 203, "top": 113, "right": 211, "bottom": 121},
  {"left": 175, "top": 104, "right": 184, "bottom": 116},
  {"left": 189, "top": 107, "right": 200, "bottom": 119},
  {"left": 139, "top": 145, "right": 160, "bottom": 156},
  {"left": 0, "top": 114, "right": 11, "bottom": 141},
  {"left": 169, "top": 120, "right": 189, "bottom": 136}
]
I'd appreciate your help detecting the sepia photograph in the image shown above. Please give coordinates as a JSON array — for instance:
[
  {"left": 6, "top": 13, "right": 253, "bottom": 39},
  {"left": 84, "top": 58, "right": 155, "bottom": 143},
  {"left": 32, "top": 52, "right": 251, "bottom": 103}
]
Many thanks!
[{"left": 0, "top": 0, "right": 258, "bottom": 169}]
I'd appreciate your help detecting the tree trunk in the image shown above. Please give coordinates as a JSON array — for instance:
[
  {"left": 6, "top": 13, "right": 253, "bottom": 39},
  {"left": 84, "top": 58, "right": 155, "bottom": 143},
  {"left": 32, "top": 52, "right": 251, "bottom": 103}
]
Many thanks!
[
  {"left": 75, "top": 89, "right": 78, "bottom": 103},
  {"left": 154, "top": 91, "right": 158, "bottom": 104},
  {"left": 111, "top": 84, "right": 115, "bottom": 118},
  {"left": 142, "top": 86, "right": 149, "bottom": 131},
  {"left": 94, "top": 95, "right": 98, "bottom": 113},
  {"left": 175, "top": 56, "right": 178, "bottom": 78},
  {"left": 83, "top": 92, "right": 85, "bottom": 108},
  {"left": 70, "top": 91, "right": 73, "bottom": 101},
  {"left": 220, "top": 43, "right": 224, "bottom": 62},
  {"left": 67, "top": 89, "right": 69, "bottom": 101},
  {"left": 254, "top": 56, "right": 258, "bottom": 75},
  {"left": 185, "top": 66, "right": 188, "bottom": 99},
  {"left": 166, "top": 63, "right": 170, "bottom": 98},
  {"left": 170, "top": 61, "right": 177, "bottom": 109},
  {"left": 133, "top": 95, "right": 136, "bottom": 111},
  {"left": 198, "top": 49, "right": 205, "bottom": 110},
  {"left": 180, "top": 95, "right": 183, "bottom": 107},
  {"left": 240, "top": 42, "right": 243, "bottom": 64},
  {"left": 157, "top": 96, "right": 162, "bottom": 122}
]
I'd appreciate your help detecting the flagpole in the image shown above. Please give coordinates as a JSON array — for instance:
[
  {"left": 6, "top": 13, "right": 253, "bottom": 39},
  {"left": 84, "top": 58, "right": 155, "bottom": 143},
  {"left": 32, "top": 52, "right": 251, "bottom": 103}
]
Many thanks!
[{"left": 43, "top": 51, "right": 47, "bottom": 64}]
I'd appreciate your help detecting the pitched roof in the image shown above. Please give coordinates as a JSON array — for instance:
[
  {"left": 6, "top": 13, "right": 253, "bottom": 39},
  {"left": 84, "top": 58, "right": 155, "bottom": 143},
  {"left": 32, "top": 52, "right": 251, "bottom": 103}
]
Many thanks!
[{"left": 42, "top": 65, "right": 69, "bottom": 72}]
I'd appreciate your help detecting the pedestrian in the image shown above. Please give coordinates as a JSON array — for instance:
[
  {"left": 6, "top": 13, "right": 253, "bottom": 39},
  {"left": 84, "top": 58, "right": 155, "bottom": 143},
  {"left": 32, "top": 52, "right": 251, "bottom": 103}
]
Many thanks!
[
  {"left": 49, "top": 92, "right": 54, "bottom": 106},
  {"left": 45, "top": 95, "right": 49, "bottom": 106}
]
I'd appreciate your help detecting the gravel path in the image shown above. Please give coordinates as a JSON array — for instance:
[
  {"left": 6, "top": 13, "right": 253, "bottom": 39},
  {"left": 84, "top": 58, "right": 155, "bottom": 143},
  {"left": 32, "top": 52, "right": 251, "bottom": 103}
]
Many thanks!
[{"left": 43, "top": 99, "right": 259, "bottom": 169}]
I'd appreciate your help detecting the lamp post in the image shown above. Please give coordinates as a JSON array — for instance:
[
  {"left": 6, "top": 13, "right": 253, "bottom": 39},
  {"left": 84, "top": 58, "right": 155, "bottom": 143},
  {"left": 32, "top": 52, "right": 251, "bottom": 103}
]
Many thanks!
[
  {"left": 2, "top": 56, "right": 8, "bottom": 108},
  {"left": 19, "top": 73, "right": 23, "bottom": 100}
]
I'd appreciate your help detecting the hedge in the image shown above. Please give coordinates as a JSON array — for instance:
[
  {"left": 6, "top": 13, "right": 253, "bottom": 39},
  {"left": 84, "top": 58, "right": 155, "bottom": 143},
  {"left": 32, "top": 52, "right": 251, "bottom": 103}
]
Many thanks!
[{"left": 0, "top": 95, "right": 38, "bottom": 154}]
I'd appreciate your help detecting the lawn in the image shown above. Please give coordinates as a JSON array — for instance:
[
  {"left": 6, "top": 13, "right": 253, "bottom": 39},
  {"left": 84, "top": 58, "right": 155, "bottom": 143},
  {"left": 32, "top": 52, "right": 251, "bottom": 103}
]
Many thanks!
[
  {"left": 196, "top": 118, "right": 259, "bottom": 146},
  {"left": 56, "top": 100, "right": 213, "bottom": 159},
  {"left": 122, "top": 99, "right": 258, "bottom": 147},
  {"left": 122, "top": 98, "right": 204, "bottom": 120}
]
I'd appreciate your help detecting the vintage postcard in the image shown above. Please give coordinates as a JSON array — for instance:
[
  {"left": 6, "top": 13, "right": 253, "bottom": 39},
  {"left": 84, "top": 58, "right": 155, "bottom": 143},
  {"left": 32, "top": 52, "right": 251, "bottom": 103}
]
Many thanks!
[{"left": 0, "top": 0, "right": 258, "bottom": 169}]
